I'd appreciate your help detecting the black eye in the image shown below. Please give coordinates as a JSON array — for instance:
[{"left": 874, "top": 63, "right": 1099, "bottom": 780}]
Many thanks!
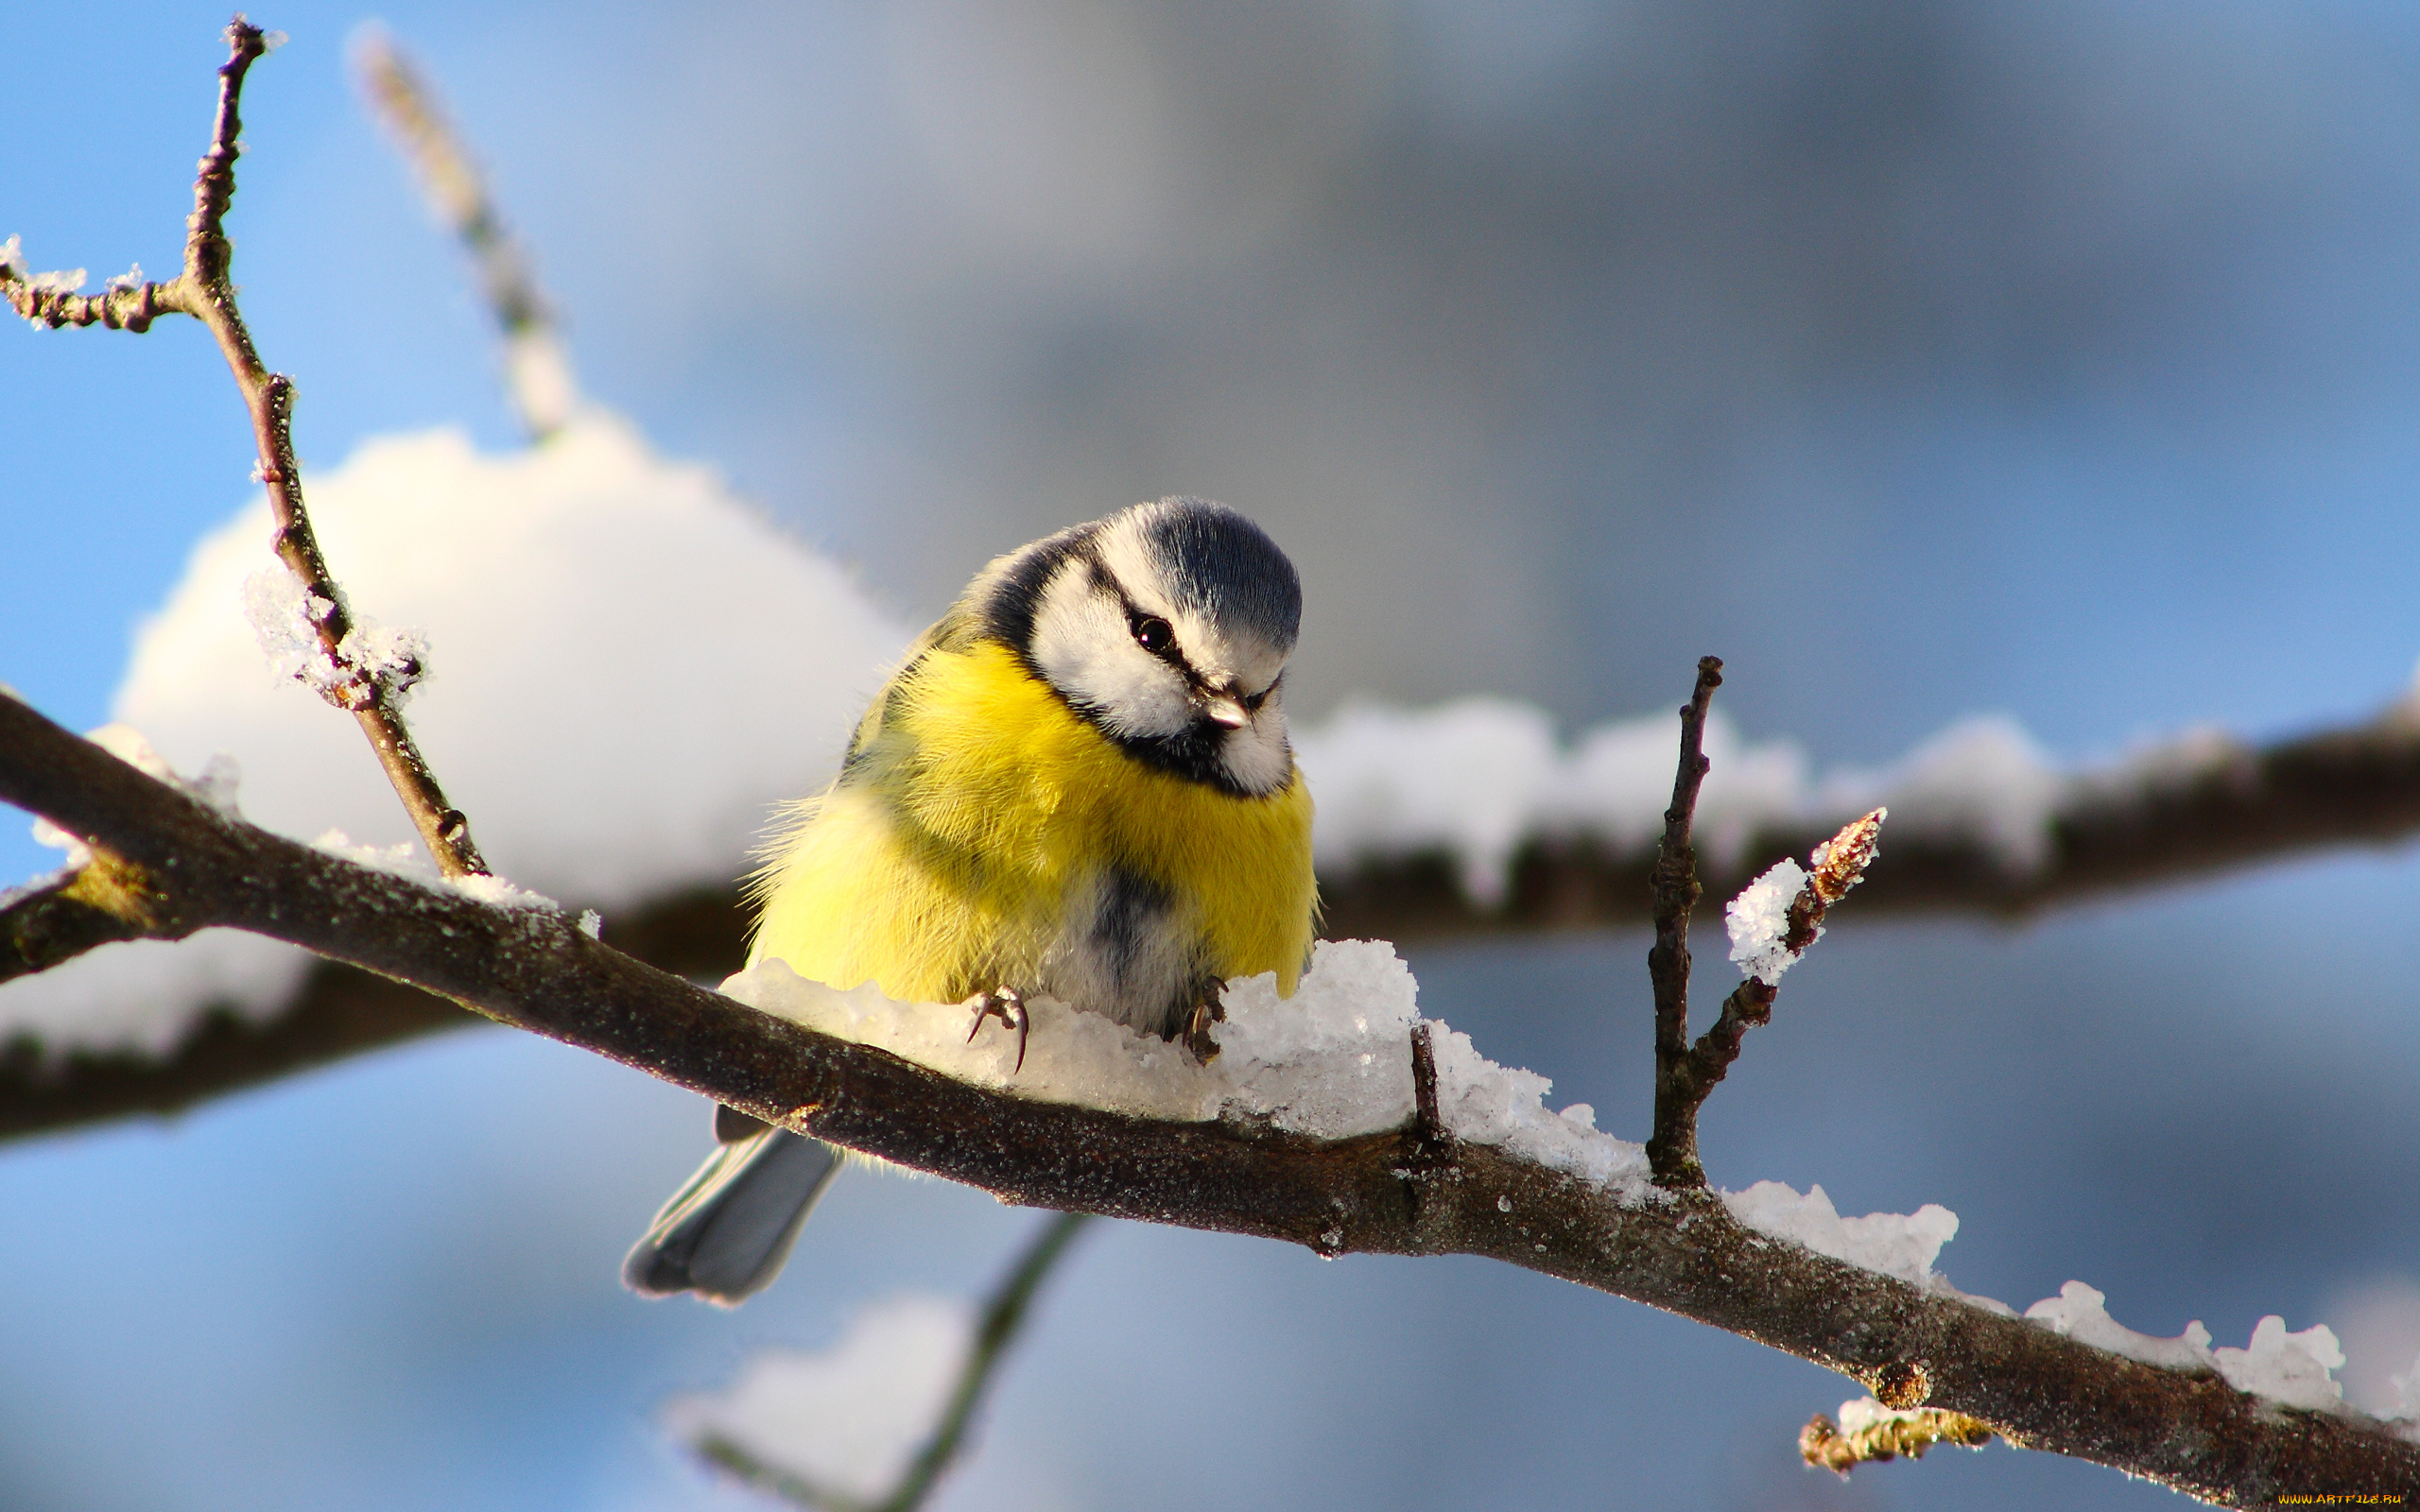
[{"left": 1131, "top": 615, "right": 1173, "bottom": 653}]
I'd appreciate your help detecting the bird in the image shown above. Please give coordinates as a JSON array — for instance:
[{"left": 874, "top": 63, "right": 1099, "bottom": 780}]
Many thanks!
[{"left": 624, "top": 496, "right": 1318, "bottom": 1304}]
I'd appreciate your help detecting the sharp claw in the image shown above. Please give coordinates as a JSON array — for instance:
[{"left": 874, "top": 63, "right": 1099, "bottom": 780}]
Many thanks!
[
  {"left": 967, "top": 987, "right": 1030, "bottom": 1073},
  {"left": 1181, "top": 1000, "right": 1222, "bottom": 1065}
]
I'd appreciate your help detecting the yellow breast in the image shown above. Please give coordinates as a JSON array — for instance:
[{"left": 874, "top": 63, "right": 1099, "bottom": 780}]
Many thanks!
[{"left": 750, "top": 640, "right": 1317, "bottom": 1014}]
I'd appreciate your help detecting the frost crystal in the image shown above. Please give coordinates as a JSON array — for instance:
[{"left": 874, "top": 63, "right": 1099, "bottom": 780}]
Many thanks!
[
  {"left": 242, "top": 563, "right": 429, "bottom": 708},
  {"left": 2391, "top": 1352, "right": 2420, "bottom": 1420},
  {"left": 26, "top": 266, "right": 87, "bottom": 296},
  {"left": 1723, "top": 808, "right": 1884, "bottom": 983},
  {"left": 311, "top": 829, "right": 430, "bottom": 878},
  {"left": 0, "top": 234, "right": 22, "bottom": 275},
  {"left": 1724, "top": 858, "right": 1808, "bottom": 983},
  {"left": 105, "top": 263, "right": 144, "bottom": 294},
  {"left": 2214, "top": 1314, "right": 2346, "bottom": 1411}
]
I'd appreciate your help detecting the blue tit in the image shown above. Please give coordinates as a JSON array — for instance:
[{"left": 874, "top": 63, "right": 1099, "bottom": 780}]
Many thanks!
[{"left": 625, "top": 496, "right": 1318, "bottom": 1304}]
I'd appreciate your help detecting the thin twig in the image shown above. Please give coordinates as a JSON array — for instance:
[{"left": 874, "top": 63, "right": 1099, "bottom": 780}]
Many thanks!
[
  {"left": 1651, "top": 808, "right": 1888, "bottom": 1189},
  {"left": 1645, "top": 656, "right": 1721, "bottom": 1186},
  {"left": 0, "top": 17, "right": 487, "bottom": 880},
  {"left": 881, "top": 1211, "right": 1092, "bottom": 1512},
  {"left": 2, "top": 691, "right": 2410, "bottom": 1506},
  {"left": 351, "top": 26, "right": 578, "bottom": 439},
  {"left": 1, "top": 864, "right": 164, "bottom": 986},
  {"left": 692, "top": 1211, "right": 1093, "bottom": 1512}
]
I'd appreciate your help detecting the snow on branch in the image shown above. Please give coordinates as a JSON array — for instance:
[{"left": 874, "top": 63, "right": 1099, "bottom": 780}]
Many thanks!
[{"left": 1, "top": 687, "right": 2412, "bottom": 1505}]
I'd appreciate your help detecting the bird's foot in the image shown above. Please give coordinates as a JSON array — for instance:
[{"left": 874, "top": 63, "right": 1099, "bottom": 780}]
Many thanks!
[
  {"left": 1181, "top": 996, "right": 1226, "bottom": 1065},
  {"left": 967, "top": 986, "right": 1030, "bottom": 1073}
]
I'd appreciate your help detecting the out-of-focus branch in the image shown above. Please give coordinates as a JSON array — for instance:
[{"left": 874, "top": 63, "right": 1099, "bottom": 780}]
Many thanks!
[
  {"left": 1, "top": 18, "right": 487, "bottom": 882},
  {"left": 1320, "top": 697, "right": 2420, "bottom": 937},
  {"left": 1, "top": 691, "right": 2409, "bottom": 1506},
  {"left": 695, "top": 1211, "right": 1097, "bottom": 1512},
  {"left": 0, "top": 884, "right": 743, "bottom": 1143},
  {"left": 351, "top": 26, "right": 578, "bottom": 440}
]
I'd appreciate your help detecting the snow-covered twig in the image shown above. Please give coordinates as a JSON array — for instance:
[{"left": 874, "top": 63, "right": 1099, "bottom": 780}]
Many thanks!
[
  {"left": 352, "top": 26, "right": 579, "bottom": 440},
  {"left": 689, "top": 1211, "right": 1095, "bottom": 1512},
  {"left": 0, "top": 20, "right": 487, "bottom": 883},
  {"left": 1648, "top": 805, "right": 1888, "bottom": 1189},
  {"left": 2, "top": 689, "right": 2410, "bottom": 1505}
]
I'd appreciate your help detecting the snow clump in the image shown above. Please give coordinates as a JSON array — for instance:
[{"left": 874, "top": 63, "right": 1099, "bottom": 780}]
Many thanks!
[
  {"left": 728, "top": 938, "right": 1656, "bottom": 1199},
  {"left": 1720, "top": 1180, "right": 1960, "bottom": 1288},
  {"left": 2023, "top": 1280, "right": 2350, "bottom": 1412},
  {"left": 664, "top": 1294, "right": 972, "bottom": 1502}
]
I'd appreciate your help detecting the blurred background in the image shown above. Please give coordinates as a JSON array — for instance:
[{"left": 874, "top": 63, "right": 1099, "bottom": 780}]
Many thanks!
[{"left": 6, "top": 2, "right": 2420, "bottom": 1507}]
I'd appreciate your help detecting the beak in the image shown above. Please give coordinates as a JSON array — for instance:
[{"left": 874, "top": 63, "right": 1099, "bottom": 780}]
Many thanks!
[{"left": 1201, "top": 695, "right": 1250, "bottom": 729}]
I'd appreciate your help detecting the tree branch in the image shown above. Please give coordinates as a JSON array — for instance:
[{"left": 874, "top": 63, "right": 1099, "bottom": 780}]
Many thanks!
[
  {"left": 1319, "top": 696, "right": 2420, "bottom": 936},
  {"left": 1652, "top": 807, "right": 1887, "bottom": 1189},
  {"left": 0, "top": 691, "right": 2407, "bottom": 1506},
  {"left": 1, "top": 17, "right": 487, "bottom": 881}
]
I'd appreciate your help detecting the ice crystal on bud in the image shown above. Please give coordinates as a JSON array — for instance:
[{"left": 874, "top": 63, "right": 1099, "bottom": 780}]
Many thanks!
[
  {"left": 242, "top": 564, "right": 430, "bottom": 710},
  {"left": 1725, "top": 859, "right": 1808, "bottom": 982},
  {"left": 1726, "top": 808, "right": 1886, "bottom": 983},
  {"left": 105, "top": 264, "right": 145, "bottom": 294}
]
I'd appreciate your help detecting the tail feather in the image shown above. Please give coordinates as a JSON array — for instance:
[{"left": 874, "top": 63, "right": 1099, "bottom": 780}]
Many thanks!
[{"left": 623, "top": 1127, "right": 842, "bottom": 1304}]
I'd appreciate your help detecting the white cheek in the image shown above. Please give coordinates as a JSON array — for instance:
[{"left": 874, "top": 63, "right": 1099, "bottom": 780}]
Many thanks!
[
  {"left": 1028, "top": 577, "right": 1193, "bottom": 738},
  {"left": 1218, "top": 700, "right": 1294, "bottom": 795}
]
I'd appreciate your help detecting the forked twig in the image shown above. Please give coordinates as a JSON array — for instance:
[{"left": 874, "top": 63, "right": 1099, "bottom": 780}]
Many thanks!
[{"left": 1, "top": 17, "right": 486, "bottom": 880}]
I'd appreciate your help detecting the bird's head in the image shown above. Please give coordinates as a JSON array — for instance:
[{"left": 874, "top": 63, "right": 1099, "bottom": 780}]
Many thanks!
[{"left": 980, "top": 497, "right": 1301, "bottom": 796}]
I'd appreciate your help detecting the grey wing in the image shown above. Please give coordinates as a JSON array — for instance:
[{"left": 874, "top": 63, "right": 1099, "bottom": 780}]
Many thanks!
[{"left": 622, "top": 1126, "right": 842, "bottom": 1305}]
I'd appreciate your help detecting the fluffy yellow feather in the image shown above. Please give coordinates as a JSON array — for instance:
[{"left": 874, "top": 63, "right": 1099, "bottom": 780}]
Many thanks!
[{"left": 750, "top": 639, "right": 1317, "bottom": 1012}]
